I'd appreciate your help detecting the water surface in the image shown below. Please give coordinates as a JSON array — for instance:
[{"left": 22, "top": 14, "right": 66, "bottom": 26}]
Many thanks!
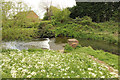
[{"left": 2, "top": 37, "right": 119, "bottom": 55}]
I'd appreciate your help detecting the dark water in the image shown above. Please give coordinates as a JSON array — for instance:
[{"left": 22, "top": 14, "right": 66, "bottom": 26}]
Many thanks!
[
  {"left": 2, "top": 37, "right": 119, "bottom": 55},
  {"left": 54, "top": 37, "right": 119, "bottom": 55}
]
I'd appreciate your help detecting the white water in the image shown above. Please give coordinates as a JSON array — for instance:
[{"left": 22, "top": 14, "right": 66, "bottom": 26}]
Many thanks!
[{"left": 2, "top": 38, "right": 51, "bottom": 50}]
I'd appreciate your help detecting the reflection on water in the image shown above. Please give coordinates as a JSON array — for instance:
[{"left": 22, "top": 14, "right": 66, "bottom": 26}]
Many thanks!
[
  {"left": 2, "top": 37, "right": 119, "bottom": 55},
  {"left": 55, "top": 37, "right": 119, "bottom": 55},
  {"left": 49, "top": 38, "right": 65, "bottom": 50}
]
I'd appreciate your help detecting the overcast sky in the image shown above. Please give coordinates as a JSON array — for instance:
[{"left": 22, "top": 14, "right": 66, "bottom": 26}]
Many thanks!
[{"left": 5, "top": 0, "right": 76, "bottom": 19}]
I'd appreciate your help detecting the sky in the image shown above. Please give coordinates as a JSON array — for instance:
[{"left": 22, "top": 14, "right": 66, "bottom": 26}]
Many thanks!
[{"left": 5, "top": 0, "right": 76, "bottom": 19}]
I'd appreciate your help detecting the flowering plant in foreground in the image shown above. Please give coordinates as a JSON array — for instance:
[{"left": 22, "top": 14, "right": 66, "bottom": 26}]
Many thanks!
[{"left": 1, "top": 49, "right": 118, "bottom": 78}]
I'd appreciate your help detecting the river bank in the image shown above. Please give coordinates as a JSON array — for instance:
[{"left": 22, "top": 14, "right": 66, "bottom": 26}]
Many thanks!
[{"left": 2, "top": 20, "right": 118, "bottom": 45}]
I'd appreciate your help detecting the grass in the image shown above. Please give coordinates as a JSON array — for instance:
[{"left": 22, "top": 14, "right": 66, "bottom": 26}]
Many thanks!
[
  {"left": 72, "top": 46, "right": 118, "bottom": 69},
  {"left": 1, "top": 48, "right": 118, "bottom": 78}
]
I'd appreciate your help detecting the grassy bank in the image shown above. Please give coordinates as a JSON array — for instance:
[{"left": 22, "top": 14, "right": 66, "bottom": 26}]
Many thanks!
[
  {"left": 74, "top": 47, "right": 118, "bottom": 69},
  {"left": 1, "top": 47, "right": 118, "bottom": 78}
]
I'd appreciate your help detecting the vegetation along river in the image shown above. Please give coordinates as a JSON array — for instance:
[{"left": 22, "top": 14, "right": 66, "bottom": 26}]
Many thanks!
[{"left": 2, "top": 37, "right": 118, "bottom": 55}]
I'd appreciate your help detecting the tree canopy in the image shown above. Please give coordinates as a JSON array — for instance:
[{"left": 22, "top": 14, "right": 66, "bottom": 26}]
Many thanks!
[
  {"left": 2, "top": 1, "right": 32, "bottom": 28},
  {"left": 68, "top": 2, "right": 119, "bottom": 22},
  {"left": 43, "top": 6, "right": 71, "bottom": 23}
]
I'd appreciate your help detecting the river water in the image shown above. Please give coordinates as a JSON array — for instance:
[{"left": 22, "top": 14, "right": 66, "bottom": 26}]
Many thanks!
[
  {"left": 2, "top": 37, "right": 119, "bottom": 55},
  {"left": 2, "top": 38, "right": 65, "bottom": 51}
]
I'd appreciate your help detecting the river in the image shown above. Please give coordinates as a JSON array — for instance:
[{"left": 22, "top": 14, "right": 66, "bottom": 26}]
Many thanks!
[{"left": 2, "top": 37, "right": 119, "bottom": 55}]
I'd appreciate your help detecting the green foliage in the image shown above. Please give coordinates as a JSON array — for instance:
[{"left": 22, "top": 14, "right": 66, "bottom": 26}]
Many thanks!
[
  {"left": 64, "top": 44, "right": 82, "bottom": 53},
  {"left": 2, "top": 1, "right": 33, "bottom": 28},
  {"left": 29, "top": 23, "right": 40, "bottom": 28},
  {"left": 64, "top": 44, "right": 74, "bottom": 53},
  {"left": 37, "top": 21, "right": 55, "bottom": 38},
  {"left": 51, "top": 16, "right": 60, "bottom": 26},
  {"left": 68, "top": 2, "right": 119, "bottom": 22},
  {"left": 51, "top": 7, "right": 71, "bottom": 23},
  {"left": 2, "top": 1, "right": 14, "bottom": 20},
  {"left": 2, "top": 28, "right": 38, "bottom": 41},
  {"left": 76, "top": 47, "right": 118, "bottom": 69},
  {"left": 53, "top": 18, "right": 118, "bottom": 45},
  {"left": 2, "top": 49, "right": 18, "bottom": 52},
  {"left": 75, "top": 44, "right": 82, "bottom": 49},
  {"left": 43, "top": 13, "right": 49, "bottom": 20},
  {"left": 80, "top": 16, "right": 92, "bottom": 25},
  {"left": 1, "top": 48, "right": 117, "bottom": 78},
  {"left": 27, "top": 49, "right": 43, "bottom": 52}
]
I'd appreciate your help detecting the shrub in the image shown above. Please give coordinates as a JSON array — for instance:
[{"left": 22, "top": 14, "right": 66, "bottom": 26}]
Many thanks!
[
  {"left": 2, "top": 28, "right": 38, "bottom": 41},
  {"left": 64, "top": 44, "right": 74, "bottom": 53}
]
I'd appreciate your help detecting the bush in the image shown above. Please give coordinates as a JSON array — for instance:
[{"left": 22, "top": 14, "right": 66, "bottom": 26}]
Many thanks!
[
  {"left": 64, "top": 44, "right": 74, "bottom": 53},
  {"left": 2, "top": 28, "right": 38, "bottom": 41},
  {"left": 75, "top": 44, "right": 82, "bottom": 49}
]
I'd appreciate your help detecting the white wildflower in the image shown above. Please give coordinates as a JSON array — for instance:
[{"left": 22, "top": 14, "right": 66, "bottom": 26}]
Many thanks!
[
  {"left": 82, "top": 72, "right": 85, "bottom": 74},
  {"left": 46, "top": 75, "right": 49, "bottom": 77},
  {"left": 17, "top": 68, "right": 23, "bottom": 70},
  {"left": 50, "top": 73, "right": 53, "bottom": 75},
  {"left": 64, "top": 73, "right": 67, "bottom": 75},
  {"left": 27, "top": 75, "right": 32, "bottom": 78},
  {"left": 71, "top": 71, "right": 75, "bottom": 73},
  {"left": 35, "top": 64, "right": 39, "bottom": 69},
  {"left": 11, "top": 69, "right": 17, "bottom": 78},
  {"left": 21, "top": 58, "right": 25, "bottom": 63},
  {"left": 79, "top": 69, "right": 81, "bottom": 71},
  {"left": 22, "top": 69, "right": 28, "bottom": 73},
  {"left": 50, "top": 64, "right": 54, "bottom": 67},
  {"left": 101, "top": 76, "right": 105, "bottom": 78},
  {"left": 110, "top": 72, "right": 117, "bottom": 75},
  {"left": 92, "top": 63, "right": 96, "bottom": 65},
  {"left": 58, "top": 66, "right": 61, "bottom": 68},
  {"left": 31, "top": 71, "right": 36, "bottom": 76},
  {"left": 77, "top": 66, "right": 80, "bottom": 68},
  {"left": 89, "top": 72, "right": 96, "bottom": 77},
  {"left": 23, "top": 65, "right": 26, "bottom": 68},
  {"left": 88, "top": 68, "right": 93, "bottom": 71},
  {"left": 66, "top": 67, "right": 70, "bottom": 70},
  {"left": 61, "top": 69, "right": 65, "bottom": 71},
  {"left": 41, "top": 70, "right": 45, "bottom": 72},
  {"left": 99, "top": 71, "right": 103, "bottom": 75},
  {"left": 38, "top": 62, "right": 41, "bottom": 64},
  {"left": 67, "top": 76, "right": 70, "bottom": 78},
  {"left": 55, "top": 62, "right": 57, "bottom": 64},
  {"left": 76, "top": 75, "right": 80, "bottom": 78}
]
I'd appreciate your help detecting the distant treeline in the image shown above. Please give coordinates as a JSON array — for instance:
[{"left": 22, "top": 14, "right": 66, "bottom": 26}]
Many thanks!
[{"left": 68, "top": 2, "right": 119, "bottom": 22}]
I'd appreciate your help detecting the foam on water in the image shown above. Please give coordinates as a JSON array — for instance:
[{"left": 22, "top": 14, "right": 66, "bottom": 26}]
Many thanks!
[{"left": 2, "top": 38, "right": 50, "bottom": 50}]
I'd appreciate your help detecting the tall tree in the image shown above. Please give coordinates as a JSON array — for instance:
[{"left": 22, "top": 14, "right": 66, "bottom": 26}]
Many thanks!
[
  {"left": 39, "top": 0, "right": 52, "bottom": 20},
  {"left": 51, "top": 6, "right": 71, "bottom": 23},
  {"left": 2, "top": 1, "right": 31, "bottom": 28},
  {"left": 68, "top": 2, "right": 119, "bottom": 22}
]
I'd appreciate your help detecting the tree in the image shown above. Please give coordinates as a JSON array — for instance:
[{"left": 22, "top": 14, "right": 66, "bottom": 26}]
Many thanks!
[
  {"left": 2, "top": 1, "right": 31, "bottom": 28},
  {"left": 39, "top": 0, "right": 52, "bottom": 20},
  {"left": 2, "top": 1, "right": 14, "bottom": 20},
  {"left": 43, "top": 6, "right": 71, "bottom": 23},
  {"left": 52, "top": 8, "right": 71, "bottom": 23},
  {"left": 68, "top": 2, "right": 119, "bottom": 22},
  {"left": 2, "top": 1, "right": 15, "bottom": 28}
]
